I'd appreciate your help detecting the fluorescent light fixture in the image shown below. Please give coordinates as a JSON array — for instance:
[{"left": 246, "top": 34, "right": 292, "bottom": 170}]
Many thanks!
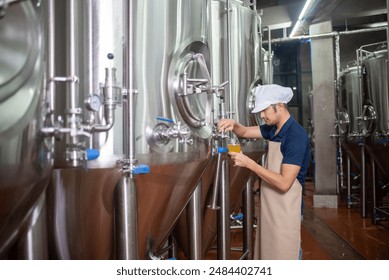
[
  {"left": 289, "top": 0, "right": 314, "bottom": 37},
  {"left": 298, "top": 0, "right": 313, "bottom": 20}
]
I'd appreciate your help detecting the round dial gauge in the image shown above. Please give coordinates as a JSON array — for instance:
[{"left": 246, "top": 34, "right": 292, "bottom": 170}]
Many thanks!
[{"left": 86, "top": 94, "right": 101, "bottom": 111}]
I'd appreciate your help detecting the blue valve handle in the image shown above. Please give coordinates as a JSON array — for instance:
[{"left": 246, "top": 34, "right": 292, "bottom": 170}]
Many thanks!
[
  {"left": 217, "top": 147, "right": 228, "bottom": 153},
  {"left": 133, "top": 164, "right": 150, "bottom": 175},
  {"left": 156, "top": 117, "right": 174, "bottom": 123},
  {"left": 86, "top": 148, "right": 100, "bottom": 160},
  {"left": 232, "top": 213, "right": 244, "bottom": 220}
]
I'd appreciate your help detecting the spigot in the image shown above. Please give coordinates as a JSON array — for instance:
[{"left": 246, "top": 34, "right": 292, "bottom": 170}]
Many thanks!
[
  {"left": 160, "top": 120, "right": 193, "bottom": 145},
  {"left": 146, "top": 117, "right": 194, "bottom": 152},
  {"left": 208, "top": 81, "right": 229, "bottom": 97}
]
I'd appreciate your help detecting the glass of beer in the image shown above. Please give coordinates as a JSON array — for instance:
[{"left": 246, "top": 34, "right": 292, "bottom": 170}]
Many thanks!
[{"left": 228, "top": 137, "right": 241, "bottom": 153}]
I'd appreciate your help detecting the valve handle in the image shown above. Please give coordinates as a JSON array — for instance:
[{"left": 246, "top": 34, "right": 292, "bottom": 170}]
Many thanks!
[
  {"left": 156, "top": 116, "right": 174, "bottom": 123},
  {"left": 86, "top": 148, "right": 100, "bottom": 161}
]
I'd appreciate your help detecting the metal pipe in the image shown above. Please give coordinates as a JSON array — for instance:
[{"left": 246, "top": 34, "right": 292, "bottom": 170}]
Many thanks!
[
  {"left": 361, "top": 144, "right": 366, "bottom": 217},
  {"left": 83, "top": 106, "right": 115, "bottom": 132},
  {"left": 243, "top": 177, "right": 254, "bottom": 259},
  {"left": 64, "top": 0, "right": 82, "bottom": 166},
  {"left": 265, "top": 26, "right": 387, "bottom": 44},
  {"left": 66, "top": 0, "right": 78, "bottom": 118},
  {"left": 387, "top": 0, "right": 389, "bottom": 136},
  {"left": 123, "top": 0, "right": 136, "bottom": 163},
  {"left": 189, "top": 182, "right": 202, "bottom": 260},
  {"left": 217, "top": 157, "right": 230, "bottom": 260},
  {"left": 239, "top": 250, "right": 249, "bottom": 260},
  {"left": 128, "top": 59, "right": 137, "bottom": 162},
  {"left": 47, "top": 0, "right": 55, "bottom": 118},
  {"left": 267, "top": 26, "right": 273, "bottom": 84},
  {"left": 208, "top": 152, "right": 222, "bottom": 210},
  {"left": 114, "top": 0, "right": 139, "bottom": 260},
  {"left": 387, "top": 0, "right": 389, "bottom": 65},
  {"left": 168, "top": 236, "right": 178, "bottom": 260},
  {"left": 114, "top": 176, "right": 138, "bottom": 259},
  {"left": 372, "top": 157, "right": 377, "bottom": 222},
  {"left": 224, "top": 0, "right": 232, "bottom": 112},
  {"left": 85, "top": 0, "right": 94, "bottom": 97},
  {"left": 255, "top": 12, "right": 263, "bottom": 82},
  {"left": 347, "top": 154, "right": 351, "bottom": 208}
]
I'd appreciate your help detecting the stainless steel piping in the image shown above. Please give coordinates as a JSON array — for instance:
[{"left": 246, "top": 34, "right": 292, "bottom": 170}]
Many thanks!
[
  {"left": 122, "top": 0, "right": 136, "bottom": 164},
  {"left": 64, "top": 0, "right": 85, "bottom": 166},
  {"left": 215, "top": 0, "right": 231, "bottom": 260},
  {"left": 387, "top": 0, "right": 389, "bottom": 69},
  {"left": 114, "top": 0, "right": 140, "bottom": 260},
  {"left": 67, "top": 0, "right": 78, "bottom": 112},
  {"left": 267, "top": 26, "right": 273, "bottom": 84},
  {"left": 361, "top": 144, "right": 366, "bottom": 217},
  {"left": 243, "top": 177, "right": 254, "bottom": 260},
  {"left": 83, "top": 107, "right": 115, "bottom": 132},
  {"left": 114, "top": 175, "right": 138, "bottom": 259},
  {"left": 265, "top": 26, "right": 387, "bottom": 44},
  {"left": 47, "top": 0, "right": 55, "bottom": 120},
  {"left": 189, "top": 182, "right": 202, "bottom": 260},
  {"left": 217, "top": 156, "right": 230, "bottom": 260},
  {"left": 387, "top": 0, "right": 389, "bottom": 137},
  {"left": 224, "top": 0, "right": 232, "bottom": 112},
  {"left": 208, "top": 152, "right": 222, "bottom": 210},
  {"left": 347, "top": 155, "right": 351, "bottom": 208},
  {"left": 66, "top": 0, "right": 79, "bottom": 139},
  {"left": 371, "top": 157, "right": 376, "bottom": 222}
]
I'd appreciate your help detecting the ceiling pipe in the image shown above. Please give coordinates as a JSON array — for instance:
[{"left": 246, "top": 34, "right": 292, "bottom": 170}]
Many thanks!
[{"left": 264, "top": 26, "right": 387, "bottom": 44}]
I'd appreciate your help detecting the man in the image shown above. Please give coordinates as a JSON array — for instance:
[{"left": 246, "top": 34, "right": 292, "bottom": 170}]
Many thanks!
[{"left": 218, "top": 84, "right": 310, "bottom": 260}]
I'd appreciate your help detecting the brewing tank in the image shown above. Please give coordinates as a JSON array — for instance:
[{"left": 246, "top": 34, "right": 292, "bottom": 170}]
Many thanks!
[
  {"left": 173, "top": 0, "right": 265, "bottom": 258},
  {"left": 339, "top": 65, "right": 363, "bottom": 139},
  {"left": 360, "top": 46, "right": 389, "bottom": 220},
  {"left": 0, "top": 1, "right": 52, "bottom": 257},
  {"left": 47, "top": 0, "right": 213, "bottom": 259},
  {"left": 361, "top": 49, "right": 389, "bottom": 139}
]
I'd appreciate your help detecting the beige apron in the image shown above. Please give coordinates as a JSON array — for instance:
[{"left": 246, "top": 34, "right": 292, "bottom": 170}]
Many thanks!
[{"left": 254, "top": 141, "right": 302, "bottom": 260}]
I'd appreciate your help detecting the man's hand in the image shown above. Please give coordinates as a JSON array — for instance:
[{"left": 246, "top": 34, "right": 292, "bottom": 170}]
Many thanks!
[
  {"left": 218, "top": 119, "right": 236, "bottom": 132},
  {"left": 229, "top": 151, "right": 252, "bottom": 168}
]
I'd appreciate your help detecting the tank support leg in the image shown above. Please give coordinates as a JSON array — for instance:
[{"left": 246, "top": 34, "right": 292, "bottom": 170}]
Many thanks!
[
  {"left": 217, "top": 157, "right": 230, "bottom": 260},
  {"left": 114, "top": 175, "right": 138, "bottom": 259},
  {"left": 243, "top": 177, "right": 254, "bottom": 260},
  {"left": 189, "top": 182, "right": 202, "bottom": 260}
]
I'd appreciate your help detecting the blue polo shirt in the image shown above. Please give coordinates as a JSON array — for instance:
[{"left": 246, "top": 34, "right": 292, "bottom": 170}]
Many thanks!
[{"left": 260, "top": 115, "right": 310, "bottom": 187}]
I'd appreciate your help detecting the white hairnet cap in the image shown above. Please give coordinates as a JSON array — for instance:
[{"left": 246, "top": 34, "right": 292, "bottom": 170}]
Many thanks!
[{"left": 251, "top": 84, "right": 293, "bottom": 113}]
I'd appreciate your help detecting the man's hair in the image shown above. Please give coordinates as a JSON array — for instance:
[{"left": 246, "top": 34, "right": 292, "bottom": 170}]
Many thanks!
[{"left": 271, "top": 103, "right": 289, "bottom": 112}]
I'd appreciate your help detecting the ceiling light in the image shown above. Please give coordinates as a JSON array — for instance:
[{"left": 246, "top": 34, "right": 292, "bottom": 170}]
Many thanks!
[{"left": 289, "top": 0, "right": 314, "bottom": 37}]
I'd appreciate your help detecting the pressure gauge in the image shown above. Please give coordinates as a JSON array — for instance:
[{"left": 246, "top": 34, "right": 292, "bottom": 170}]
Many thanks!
[{"left": 86, "top": 94, "right": 101, "bottom": 112}]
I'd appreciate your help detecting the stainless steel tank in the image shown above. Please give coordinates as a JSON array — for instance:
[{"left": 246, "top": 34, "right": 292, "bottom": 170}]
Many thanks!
[
  {"left": 361, "top": 48, "right": 388, "bottom": 139},
  {"left": 337, "top": 64, "right": 364, "bottom": 211},
  {"left": 47, "top": 0, "right": 213, "bottom": 259},
  {"left": 339, "top": 65, "right": 363, "bottom": 140},
  {"left": 0, "top": 1, "right": 52, "bottom": 257},
  {"left": 173, "top": 0, "right": 265, "bottom": 259},
  {"left": 361, "top": 46, "right": 389, "bottom": 221}
]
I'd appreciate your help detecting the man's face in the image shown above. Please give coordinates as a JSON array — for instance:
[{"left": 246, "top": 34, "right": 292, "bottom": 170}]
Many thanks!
[{"left": 259, "top": 104, "right": 278, "bottom": 125}]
